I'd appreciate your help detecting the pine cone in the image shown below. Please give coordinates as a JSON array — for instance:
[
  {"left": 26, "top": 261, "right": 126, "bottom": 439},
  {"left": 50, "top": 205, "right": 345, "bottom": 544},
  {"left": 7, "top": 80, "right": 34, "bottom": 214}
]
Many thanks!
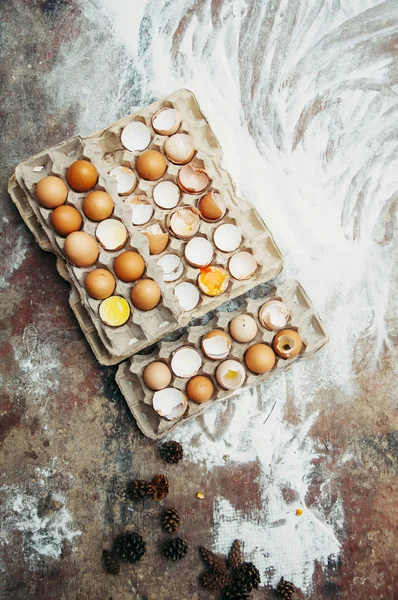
[
  {"left": 200, "top": 569, "right": 233, "bottom": 590},
  {"left": 227, "top": 539, "right": 243, "bottom": 570},
  {"left": 160, "top": 440, "right": 184, "bottom": 464},
  {"left": 162, "top": 508, "right": 181, "bottom": 533},
  {"left": 163, "top": 537, "right": 188, "bottom": 561},
  {"left": 199, "top": 546, "right": 227, "bottom": 573},
  {"left": 277, "top": 577, "right": 296, "bottom": 599},
  {"left": 151, "top": 473, "right": 169, "bottom": 501},
  {"left": 236, "top": 562, "right": 261, "bottom": 591},
  {"left": 102, "top": 549, "right": 120, "bottom": 575},
  {"left": 126, "top": 479, "right": 154, "bottom": 500},
  {"left": 224, "top": 584, "right": 250, "bottom": 600},
  {"left": 113, "top": 532, "right": 146, "bottom": 563}
]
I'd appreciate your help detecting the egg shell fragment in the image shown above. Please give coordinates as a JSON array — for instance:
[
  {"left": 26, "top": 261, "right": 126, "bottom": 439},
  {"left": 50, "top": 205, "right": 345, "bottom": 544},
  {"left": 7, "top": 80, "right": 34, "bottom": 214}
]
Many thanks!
[
  {"left": 259, "top": 300, "right": 290, "bottom": 331},
  {"left": 174, "top": 282, "right": 200, "bottom": 311},
  {"left": 214, "top": 223, "right": 242, "bottom": 253},
  {"left": 168, "top": 207, "right": 201, "bottom": 239},
  {"left": 109, "top": 166, "right": 137, "bottom": 196},
  {"left": 96, "top": 219, "right": 128, "bottom": 251},
  {"left": 201, "top": 330, "right": 232, "bottom": 360},
  {"left": 121, "top": 121, "right": 151, "bottom": 151},
  {"left": 141, "top": 223, "right": 169, "bottom": 254},
  {"left": 153, "top": 181, "right": 180, "bottom": 209},
  {"left": 198, "top": 266, "right": 229, "bottom": 297},
  {"left": 177, "top": 164, "right": 210, "bottom": 194},
  {"left": 228, "top": 251, "right": 257, "bottom": 280},
  {"left": 216, "top": 360, "right": 246, "bottom": 390},
  {"left": 157, "top": 254, "right": 184, "bottom": 282},
  {"left": 273, "top": 329, "right": 303, "bottom": 359},
  {"left": 184, "top": 237, "right": 213, "bottom": 267},
  {"left": 152, "top": 388, "right": 188, "bottom": 420},
  {"left": 164, "top": 133, "right": 195, "bottom": 164},
  {"left": 152, "top": 108, "right": 181, "bottom": 135},
  {"left": 198, "top": 191, "right": 226, "bottom": 222},
  {"left": 124, "top": 195, "right": 154, "bottom": 225},
  {"left": 171, "top": 347, "right": 202, "bottom": 378}
]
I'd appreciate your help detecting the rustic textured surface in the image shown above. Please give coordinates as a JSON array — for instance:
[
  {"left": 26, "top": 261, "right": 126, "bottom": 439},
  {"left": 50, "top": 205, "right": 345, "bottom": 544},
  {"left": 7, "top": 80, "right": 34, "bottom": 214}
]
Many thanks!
[{"left": 1, "top": 1, "right": 397, "bottom": 599}]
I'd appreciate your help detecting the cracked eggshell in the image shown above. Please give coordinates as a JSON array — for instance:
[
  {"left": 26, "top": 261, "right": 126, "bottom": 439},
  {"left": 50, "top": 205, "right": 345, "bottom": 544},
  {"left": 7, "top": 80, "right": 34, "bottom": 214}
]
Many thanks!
[
  {"left": 198, "top": 266, "right": 229, "bottom": 297},
  {"left": 121, "top": 121, "right": 151, "bottom": 151},
  {"left": 109, "top": 166, "right": 137, "bottom": 196},
  {"left": 273, "top": 329, "right": 303, "bottom": 359},
  {"left": 157, "top": 254, "right": 183, "bottom": 282},
  {"left": 214, "top": 223, "right": 242, "bottom": 253},
  {"left": 171, "top": 347, "right": 202, "bottom": 378},
  {"left": 124, "top": 195, "right": 154, "bottom": 225},
  {"left": 167, "top": 206, "right": 201, "bottom": 239},
  {"left": 152, "top": 107, "right": 181, "bottom": 136},
  {"left": 153, "top": 181, "right": 180, "bottom": 209},
  {"left": 95, "top": 219, "right": 128, "bottom": 251},
  {"left": 228, "top": 251, "right": 257, "bottom": 281},
  {"left": 216, "top": 359, "right": 246, "bottom": 390},
  {"left": 141, "top": 223, "right": 169, "bottom": 255},
  {"left": 164, "top": 133, "right": 195, "bottom": 165},
  {"left": 177, "top": 164, "right": 210, "bottom": 194},
  {"left": 152, "top": 388, "right": 188, "bottom": 420},
  {"left": 201, "top": 329, "right": 232, "bottom": 360},
  {"left": 198, "top": 191, "right": 226, "bottom": 222},
  {"left": 184, "top": 236, "right": 213, "bottom": 267},
  {"left": 174, "top": 281, "right": 200, "bottom": 311},
  {"left": 259, "top": 300, "right": 290, "bottom": 331}
]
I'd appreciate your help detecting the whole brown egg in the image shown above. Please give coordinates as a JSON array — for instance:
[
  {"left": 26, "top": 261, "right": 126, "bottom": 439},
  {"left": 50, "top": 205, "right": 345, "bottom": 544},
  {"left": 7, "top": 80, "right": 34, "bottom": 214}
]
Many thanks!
[
  {"left": 66, "top": 160, "right": 98, "bottom": 192},
  {"left": 64, "top": 231, "right": 99, "bottom": 267},
  {"left": 114, "top": 251, "right": 145, "bottom": 282},
  {"left": 85, "top": 268, "right": 116, "bottom": 299},
  {"left": 83, "top": 190, "right": 114, "bottom": 221},
  {"left": 244, "top": 343, "right": 275, "bottom": 374},
  {"left": 35, "top": 176, "right": 68, "bottom": 208},
  {"left": 50, "top": 205, "right": 82, "bottom": 236},
  {"left": 136, "top": 150, "right": 167, "bottom": 181},
  {"left": 130, "top": 279, "right": 161, "bottom": 310}
]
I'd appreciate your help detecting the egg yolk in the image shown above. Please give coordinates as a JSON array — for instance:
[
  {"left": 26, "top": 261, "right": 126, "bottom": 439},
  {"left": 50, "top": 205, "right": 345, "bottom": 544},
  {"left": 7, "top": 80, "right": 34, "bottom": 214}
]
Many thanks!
[
  {"left": 99, "top": 296, "right": 130, "bottom": 327},
  {"left": 225, "top": 370, "right": 239, "bottom": 380},
  {"left": 200, "top": 267, "right": 228, "bottom": 295}
]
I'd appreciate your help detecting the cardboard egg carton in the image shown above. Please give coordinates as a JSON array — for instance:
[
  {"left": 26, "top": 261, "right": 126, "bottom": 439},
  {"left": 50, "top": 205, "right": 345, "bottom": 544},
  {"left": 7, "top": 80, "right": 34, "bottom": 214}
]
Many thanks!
[
  {"left": 9, "top": 88, "right": 283, "bottom": 364},
  {"left": 115, "top": 280, "right": 329, "bottom": 439}
]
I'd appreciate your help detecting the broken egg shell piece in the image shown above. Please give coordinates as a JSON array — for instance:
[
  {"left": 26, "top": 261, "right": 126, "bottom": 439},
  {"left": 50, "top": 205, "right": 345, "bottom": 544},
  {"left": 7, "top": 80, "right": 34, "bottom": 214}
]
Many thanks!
[
  {"left": 259, "top": 300, "right": 291, "bottom": 331},
  {"left": 174, "top": 281, "right": 200, "bottom": 311},
  {"left": 216, "top": 359, "right": 246, "bottom": 390},
  {"left": 198, "top": 191, "right": 227, "bottom": 222},
  {"left": 198, "top": 266, "right": 229, "bottom": 297},
  {"left": 228, "top": 251, "right": 258, "bottom": 281},
  {"left": 177, "top": 164, "right": 210, "bottom": 195},
  {"left": 171, "top": 347, "right": 202, "bottom": 378},
  {"left": 121, "top": 121, "right": 151, "bottom": 152},
  {"left": 152, "top": 107, "right": 181, "bottom": 136},
  {"left": 153, "top": 181, "right": 180, "bottom": 209},
  {"left": 152, "top": 388, "right": 188, "bottom": 420},
  {"left": 109, "top": 166, "right": 137, "bottom": 196},
  {"left": 124, "top": 195, "right": 154, "bottom": 226},
  {"left": 157, "top": 254, "right": 184, "bottom": 282},
  {"left": 168, "top": 206, "right": 201, "bottom": 239},
  {"left": 164, "top": 133, "right": 195, "bottom": 165},
  {"left": 214, "top": 223, "right": 242, "bottom": 253},
  {"left": 184, "top": 236, "right": 214, "bottom": 268},
  {"left": 273, "top": 329, "right": 303, "bottom": 359},
  {"left": 141, "top": 223, "right": 169, "bottom": 255},
  {"left": 95, "top": 219, "right": 128, "bottom": 251},
  {"left": 201, "top": 330, "right": 232, "bottom": 360}
]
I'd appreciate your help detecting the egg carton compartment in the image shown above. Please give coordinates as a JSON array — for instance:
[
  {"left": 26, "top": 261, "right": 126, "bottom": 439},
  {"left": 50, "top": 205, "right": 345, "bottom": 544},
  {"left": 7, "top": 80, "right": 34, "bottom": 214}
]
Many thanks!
[
  {"left": 9, "top": 88, "right": 283, "bottom": 365},
  {"left": 116, "top": 280, "right": 329, "bottom": 439}
]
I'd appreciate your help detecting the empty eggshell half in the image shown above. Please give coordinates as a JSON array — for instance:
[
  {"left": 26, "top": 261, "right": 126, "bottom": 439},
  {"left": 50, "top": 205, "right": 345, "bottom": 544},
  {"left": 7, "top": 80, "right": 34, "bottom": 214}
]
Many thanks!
[
  {"left": 168, "top": 207, "right": 201, "bottom": 239},
  {"left": 96, "top": 219, "right": 128, "bottom": 251},
  {"left": 164, "top": 133, "right": 195, "bottom": 164},
  {"left": 174, "top": 281, "right": 200, "bottom": 311},
  {"left": 184, "top": 237, "right": 214, "bottom": 267},
  {"left": 153, "top": 181, "right": 180, "bottom": 209},
  {"left": 171, "top": 347, "right": 202, "bottom": 378},
  {"left": 198, "top": 266, "right": 229, "bottom": 297},
  {"left": 152, "top": 108, "right": 181, "bottom": 136},
  {"left": 214, "top": 223, "right": 242, "bottom": 253},
  {"left": 216, "top": 359, "right": 246, "bottom": 390},
  {"left": 259, "top": 300, "right": 290, "bottom": 331},
  {"left": 109, "top": 166, "right": 137, "bottom": 196},
  {"left": 152, "top": 388, "right": 188, "bottom": 420},
  {"left": 177, "top": 164, "right": 210, "bottom": 194},
  {"left": 201, "top": 330, "right": 232, "bottom": 360},
  {"left": 157, "top": 254, "right": 184, "bottom": 282},
  {"left": 141, "top": 223, "right": 169, "bottom": 255},
  {"left": 228, "top": 251, "right": 258, "bottom": 280},
  {"left": 121, "top": 121, "right": 151, "bottom": 151},
  {"left": 124, "top": 195, "right": 154, "bottom": 225},
  {"left": 198, "top": 191, "right": 227, "bottom": 222}
]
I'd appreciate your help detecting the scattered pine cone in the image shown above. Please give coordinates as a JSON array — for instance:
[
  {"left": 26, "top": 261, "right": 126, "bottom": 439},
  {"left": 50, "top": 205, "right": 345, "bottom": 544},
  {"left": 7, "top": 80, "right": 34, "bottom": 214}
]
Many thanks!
[
  {"left": 224, "top": 584, "right": 251, "bottom": 600},
  {"left": 151, "top": 473, "right": 169, "bottom": 501},
  {"left": 163, "top": 537, "right": 188, "bottom": 561},
  {"left": 126, "top": 479, "right": 154, "bottom": 500},
  {"left": 277, "top": 577, "right": 296, "bottom": 599},
  {"left": 199, "top": 545, "right": 227, "bottom": 573},
  {"left": 113, "top": 532, "right": 146, "bottom": 563},
  {"left": 160, "top": 440, "right": 184, "bottom": 464},
  {"left": 102, "top": 549, "right": 120, "bottom": 575},
  {"left": 162, "top": 508, "right": 181, "bottom": 533},
  {"left": 227, "top": 539, "right": 243, "bottom": 570},
  {"left": 200, "top": 569, "right": 233, "bottom": 590},
  {"left": 236, "top": 562, "right": 261, "bottom": 591}
]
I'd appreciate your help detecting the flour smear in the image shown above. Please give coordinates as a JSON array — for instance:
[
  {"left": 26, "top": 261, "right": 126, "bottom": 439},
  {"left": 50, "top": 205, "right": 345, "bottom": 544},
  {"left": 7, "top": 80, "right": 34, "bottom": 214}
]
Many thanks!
[{"left": 44, "top": 0, "right": 398, "bottom": 591}]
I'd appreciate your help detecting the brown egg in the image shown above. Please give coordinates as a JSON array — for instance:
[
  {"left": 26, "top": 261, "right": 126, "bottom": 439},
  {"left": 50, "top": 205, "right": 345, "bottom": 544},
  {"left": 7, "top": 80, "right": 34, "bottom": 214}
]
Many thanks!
[
  {"left": 114, "top": 251, "right": 145, "bottom": 282},
  {"left": 50, "top": 205, "right": 82, "bottom": 236},
  {"left": 66, "top": 160, "right": 98, "bottom": 192},
  {"left": 186, "top": 375, "right": 214, "bottom": 403},
  {"left": 130, "top": 279, "right": 161, "bottom": 311},
  {"left": 143, "top": 362, "right": 172, "bottom": 391},
  {"left": 64, "top": 231, "right": 99, "bottom": 267},
  {"left": 198, "top": 191, "right": 226, "bottom": 222},
  {"left": 35, "top": 176, "right": 68, "bottom": 208},
  {"left": 85, "top": 268, "right": 116, "bottom": 299},
  {"left": 229, "top": 314, "right": 258, "bottom": 343},
  {"left": 244, "top": 343, "right": 276, "bottom": 374},
  {"left": 273, "top": 329, "right": 303, "bottom": 359},
  {"left": 83, "top": 190, "right": 114, "bottom": 221},
  {"left": 141, "top": 224, "right": 169, "bottom": 255},
  {"left": 135, "top": 150, "right": 167, "bottom": 181}
]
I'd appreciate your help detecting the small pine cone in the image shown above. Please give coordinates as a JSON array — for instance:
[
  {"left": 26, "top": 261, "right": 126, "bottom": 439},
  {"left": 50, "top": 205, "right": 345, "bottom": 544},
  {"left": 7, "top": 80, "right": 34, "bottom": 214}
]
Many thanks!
[
  {"left": 162, "top": 508, "right": 181, "bottom": 533},
  {"left": 151, "top": 473, "right": 169, "bottom": 501},
  {"left": 199, "top": 546, "right": 227, "bottom": 573},
  {"left": 224, "top": 584, "right": 251, "bottom": 600},
  {"left": 126, "top": 479, "right": 154, "bottom": 500},
  {"left": 113, "top": 532, "right": 146, "bottom": 563},
  {"left": 163, "top": 537, "right": 188, "bottom": 561},
  {"left": 200, "top": 569, "right": 233, "bottom": 590},
  {"left": 102, "top": 549, "right": 120, "bottom": 575},
  {"left": 160, "top": 440, "right": 184, "bottom": 464},
  {"left": 227, "top": 539, "right": 243, "bottom": 570},
  {"left": 236, "top": 562, "right": 261, "bottom": 591},
  {"left": 277, "top": 577, "right": 296, "bottom": 599}
]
